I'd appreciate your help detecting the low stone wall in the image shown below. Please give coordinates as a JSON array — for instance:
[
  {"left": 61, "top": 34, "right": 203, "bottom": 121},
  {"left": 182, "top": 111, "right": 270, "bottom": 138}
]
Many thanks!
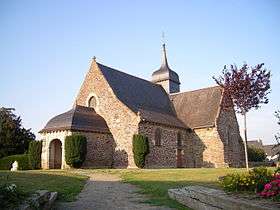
[
  {"left": 168, "top": 186, "right": 280, "bottom": 210},
  {"left": 19, "top": 190, "right": 57, "bottom": 210}
]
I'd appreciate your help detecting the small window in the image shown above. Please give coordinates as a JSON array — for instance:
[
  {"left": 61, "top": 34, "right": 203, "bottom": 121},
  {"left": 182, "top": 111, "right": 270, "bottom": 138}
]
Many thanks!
[
  {"left": 88, "top": 96, "right": 97, "bottom": 108},
  {"left": 155, "top": 128, "right": 161, "bottom": 146},
  {"left": 177, "top": 132, "right": 182, "bottom": 147}
]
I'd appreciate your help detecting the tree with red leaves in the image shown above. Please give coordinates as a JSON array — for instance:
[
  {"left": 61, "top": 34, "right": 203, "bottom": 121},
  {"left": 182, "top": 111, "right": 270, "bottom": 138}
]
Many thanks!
[{"left": 213, "top": 63, "right": 271, "bottom": 171}]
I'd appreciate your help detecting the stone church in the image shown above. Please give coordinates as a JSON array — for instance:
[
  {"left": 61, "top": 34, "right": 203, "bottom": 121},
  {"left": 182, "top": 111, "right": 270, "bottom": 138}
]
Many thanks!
[{"left": 40, "top": 44, "right": 245, "bottom": 169}]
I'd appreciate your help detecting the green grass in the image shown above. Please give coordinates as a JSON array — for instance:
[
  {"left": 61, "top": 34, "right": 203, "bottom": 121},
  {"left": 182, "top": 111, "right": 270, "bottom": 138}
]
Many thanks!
[{"left": 0, "top": 170, "right": 88, "bottom": 201}]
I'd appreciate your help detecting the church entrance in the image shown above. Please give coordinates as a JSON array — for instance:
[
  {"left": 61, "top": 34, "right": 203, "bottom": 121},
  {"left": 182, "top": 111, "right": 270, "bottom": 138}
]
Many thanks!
[
  {"left": 49, "top": 139, "right": 62, "bottom": 169},
  {"left": 177, "top": 149, "right": 183, "bottom": 168}
]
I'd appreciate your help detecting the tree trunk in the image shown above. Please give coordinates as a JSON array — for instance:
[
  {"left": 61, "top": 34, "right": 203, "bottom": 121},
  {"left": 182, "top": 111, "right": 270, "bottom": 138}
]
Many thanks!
[{"left": 243, "top": 112, "right": 249, "bottom": 171}]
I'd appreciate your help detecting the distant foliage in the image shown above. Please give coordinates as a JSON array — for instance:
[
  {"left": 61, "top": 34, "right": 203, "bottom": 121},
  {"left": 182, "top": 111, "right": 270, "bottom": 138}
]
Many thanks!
[
  {"left": 28, "top": 141, "right": 42, "bottom": 169},
  {"left": 0, "top": 107, "right": 35, "bottom": 158},
  {"left": 132, "top": 134, "right": 149, "bottom": 168},
  {"left": 0, "top": 154, "right": 31, "bottom": 170},
  {"left": 248, "top": 146, "right": 266, "bottom": 162},
  {"left": 65, "top": 134, "right": 87, "bottom": 168}
]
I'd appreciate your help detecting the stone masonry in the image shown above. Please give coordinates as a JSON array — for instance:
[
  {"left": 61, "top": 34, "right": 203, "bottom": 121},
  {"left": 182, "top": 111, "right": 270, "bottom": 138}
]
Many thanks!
[{"left": 75, "top": 61, "right": 140, "bottom": 168}]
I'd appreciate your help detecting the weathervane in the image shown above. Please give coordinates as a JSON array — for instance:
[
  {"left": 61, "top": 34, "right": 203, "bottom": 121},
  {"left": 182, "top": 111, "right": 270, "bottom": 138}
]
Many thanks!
[{"left": 162, "top": 31, "right": 166, "bottom": 45}]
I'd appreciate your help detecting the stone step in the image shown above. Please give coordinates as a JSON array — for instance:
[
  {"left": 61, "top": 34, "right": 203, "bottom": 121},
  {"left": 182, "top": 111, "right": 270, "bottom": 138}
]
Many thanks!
[{"left": 168, "top": 186, "right": 280, "bottom": 210}]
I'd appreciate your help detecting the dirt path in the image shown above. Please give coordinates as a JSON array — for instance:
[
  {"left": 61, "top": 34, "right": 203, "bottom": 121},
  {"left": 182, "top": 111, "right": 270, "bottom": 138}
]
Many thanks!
[{"left": 55, "top": 173, "right": 171, "bottom": 210}]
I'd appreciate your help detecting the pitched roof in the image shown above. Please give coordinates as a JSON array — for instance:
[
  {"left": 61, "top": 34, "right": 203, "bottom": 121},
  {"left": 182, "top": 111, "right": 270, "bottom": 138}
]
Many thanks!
[
  {"left": 97, "top": 62, "right": 186, "bottom": 128},
  {"left": 40, "top": 105, "right": 110, "bottom": 133},
  {"left": 170, "top": 86, "right": 223, "bottom": 129}
]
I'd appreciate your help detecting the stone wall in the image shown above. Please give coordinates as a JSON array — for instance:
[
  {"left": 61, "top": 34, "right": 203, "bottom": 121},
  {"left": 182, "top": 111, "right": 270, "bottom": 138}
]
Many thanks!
[
  {"left": 185, "top": 127, "right": 227, "bottom": 168},
  {"left": 41, "top": 130, "right": 114, "bottom": 169},
  {"left": 75, "top": 60, "right": 140, "bottom": 168},
  {"left": 77, "top": 132, "right": 114, "bottom": 168},
  {"left": 138, "top": 122, "right": 186, "bottom": 168},
  {"left": 216, "top": 108, "right": 245, "bottom": 167},
  {"left": 183, "top": 108, "right": 244, "bottom": 168},
  {"left": 40, "top": 130, "right": 72, "bottom": 169}
]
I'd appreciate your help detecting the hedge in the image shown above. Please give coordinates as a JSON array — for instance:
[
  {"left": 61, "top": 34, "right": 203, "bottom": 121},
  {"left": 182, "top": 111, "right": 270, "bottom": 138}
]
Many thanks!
[
  {"left": 0, "top": 154, "right": 31, "bottom": 170},
  {"left": 132, "top": 134, "right": 149, "bottom": 168},
  {"left": 28, "top": 141, "right": 42, "bottom": 169},
  {"left": 65, "top": 134, "right": 87, "bottom": 168}
]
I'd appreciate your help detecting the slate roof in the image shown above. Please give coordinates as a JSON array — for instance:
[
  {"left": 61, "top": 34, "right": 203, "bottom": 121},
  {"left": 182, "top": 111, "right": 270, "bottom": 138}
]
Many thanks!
[
  {"left": 39, "top": 105, "right": 110, "bottom": 133},
  {"left": 170, "top": 86, "right": 223, "bottom": 129},
  {"left": 97, "top": 62, "right": 186, "bottom": 128}
]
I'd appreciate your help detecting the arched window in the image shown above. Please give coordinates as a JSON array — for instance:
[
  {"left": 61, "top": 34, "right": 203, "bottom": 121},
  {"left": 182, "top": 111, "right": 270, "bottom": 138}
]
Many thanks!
[
  {"left": 177, "top": 132, "right": 182, "bottom": 147},
  {"left": 155, "top": 128, "right": 161, "bottom": 146},
  {"left": 88, "top": 96, "right": 97, "bottom": 108}
]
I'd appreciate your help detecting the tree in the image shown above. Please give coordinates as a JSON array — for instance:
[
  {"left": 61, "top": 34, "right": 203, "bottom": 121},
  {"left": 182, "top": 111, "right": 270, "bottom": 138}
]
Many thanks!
[
  {"left": 65, "top": 134, "right": 87, "bottom": 168},
  {"left": 28, "top": 141, "right": 42, "bottom": 169},
  {"left": 247, "top": 146, "right": 266, "bottom": 162},
  {"left": 213, "top": 63, "right": 271, "bottom": 171},
  {"left": 132, "top": 134, "right": 149, "bottom": 168},
  {"left": 0, "top": 107, "right": 35, "bottom": 158}
]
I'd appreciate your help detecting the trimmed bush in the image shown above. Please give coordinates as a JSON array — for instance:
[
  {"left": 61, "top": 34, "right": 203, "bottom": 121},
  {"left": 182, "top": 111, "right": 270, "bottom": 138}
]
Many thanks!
[
  {"left": 248, "top": 146, "right": 266, "bottom": 162},
  {"left": 65, "top": 134, "right": 87, "bottom": 168},
  {"left": 28, "top": 141, "right": 42, "bottom": 169},
  {"left": 0, "top": 154, "right": 31, "bottom": 170},
  {"left": 132, "top": 134, "right": 149, "bottom": 168}
]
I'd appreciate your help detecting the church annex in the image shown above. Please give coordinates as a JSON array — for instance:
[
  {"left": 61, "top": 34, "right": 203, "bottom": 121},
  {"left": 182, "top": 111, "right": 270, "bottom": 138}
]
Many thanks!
[{"left": 40, "top": 44, "right": 245, "bottom": 169}]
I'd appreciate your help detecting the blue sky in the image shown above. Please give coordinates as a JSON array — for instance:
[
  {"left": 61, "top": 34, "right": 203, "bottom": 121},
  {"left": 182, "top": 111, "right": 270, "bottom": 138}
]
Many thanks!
[{"left": 0, "top": 0, "right": 279, "bottom": 144}]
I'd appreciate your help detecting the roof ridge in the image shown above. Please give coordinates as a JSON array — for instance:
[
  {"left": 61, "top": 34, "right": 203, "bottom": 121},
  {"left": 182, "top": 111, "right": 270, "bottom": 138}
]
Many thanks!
[
  {"left": 170, "top": 85, "right": 221, "bottom": 96},
  {"left": 96, "top": 62, "right": 158, "bottom": 86}
]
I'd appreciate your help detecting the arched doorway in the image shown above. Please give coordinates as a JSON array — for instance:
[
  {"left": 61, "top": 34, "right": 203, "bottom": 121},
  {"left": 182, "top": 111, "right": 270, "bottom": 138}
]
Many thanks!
[{"left": 49, "top": 139, "right": 62, "bottom": 169}]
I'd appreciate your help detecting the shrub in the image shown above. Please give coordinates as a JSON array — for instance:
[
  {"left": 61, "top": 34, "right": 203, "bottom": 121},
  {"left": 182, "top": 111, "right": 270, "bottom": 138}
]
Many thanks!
[
  {"left": 0, "top": 182, "right": 24, "bottom": 209},
  {"left": 220, "top": 167, "right": 273, "bottom": 192},
  {"left": 259, "top": 168, "right": 280, "bottom": 199},
  {"left": 248, "top": 146, "right": 266, "bottom": 162},
  {"left": 0, "top": 154, "right": 31, "bottom": 170},
  {"left": 249, "top": 167, "right": 273, "bottom": 192},
  {"left": 28, "top": 141, "right": 42, "bottom": 169},
  {"left": 221, "top": 172, "right": 255, "bottom": 192},
  {"left": 65, "top": 134, "right": 87, "bottom": 168},
  {"left": 132, "top": 134, "right": 149, "bottom": 168}
]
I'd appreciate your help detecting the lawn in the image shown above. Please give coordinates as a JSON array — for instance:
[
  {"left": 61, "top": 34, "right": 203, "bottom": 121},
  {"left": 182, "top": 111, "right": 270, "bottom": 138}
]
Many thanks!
[{"left": 0, "top": 170, "right": 87, "bottom": 202}]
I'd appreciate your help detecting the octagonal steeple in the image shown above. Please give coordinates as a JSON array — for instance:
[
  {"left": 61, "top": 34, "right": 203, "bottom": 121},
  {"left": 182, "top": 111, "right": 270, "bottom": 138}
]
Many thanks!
[{"left": 151, "top": 44, "right": 180, "bottom": 94}]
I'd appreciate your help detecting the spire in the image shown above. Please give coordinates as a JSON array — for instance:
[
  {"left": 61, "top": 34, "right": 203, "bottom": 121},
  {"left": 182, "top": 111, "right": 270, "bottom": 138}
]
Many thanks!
[
  {"left": 151, "top": 36, "right": 181, "bottom": 94},
  {"left": 161, "top": 43, "right": 169, "bottom": 69}
]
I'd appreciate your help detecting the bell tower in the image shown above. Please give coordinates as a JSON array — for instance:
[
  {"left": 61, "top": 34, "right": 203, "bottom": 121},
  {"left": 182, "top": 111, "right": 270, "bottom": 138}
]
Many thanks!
[{"left": 151, "top": 43, "right": 180, "bottom": 94}]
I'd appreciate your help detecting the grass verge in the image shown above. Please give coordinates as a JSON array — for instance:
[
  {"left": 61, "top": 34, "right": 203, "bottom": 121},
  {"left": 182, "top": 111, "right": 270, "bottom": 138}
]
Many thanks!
[{"left": 0, "top": 170, "right": 88, "bottom": 202}]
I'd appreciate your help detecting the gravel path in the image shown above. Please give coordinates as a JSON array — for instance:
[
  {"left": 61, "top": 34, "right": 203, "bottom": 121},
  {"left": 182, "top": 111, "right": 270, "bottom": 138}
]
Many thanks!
[{"left": 55, "top": 173, "right": 171, "bottom": 210}]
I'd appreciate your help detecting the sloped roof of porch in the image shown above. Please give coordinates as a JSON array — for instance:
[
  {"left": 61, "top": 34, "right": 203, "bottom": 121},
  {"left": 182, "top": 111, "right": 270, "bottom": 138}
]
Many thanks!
[{"left": 39, "top": 105, "right": 110, "bottom": 134}]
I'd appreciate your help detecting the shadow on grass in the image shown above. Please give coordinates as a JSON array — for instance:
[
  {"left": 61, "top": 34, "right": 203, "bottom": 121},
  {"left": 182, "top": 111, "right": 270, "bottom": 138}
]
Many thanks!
[{"left": 0, "top": 170, "right": 87, "bottom": 202}]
